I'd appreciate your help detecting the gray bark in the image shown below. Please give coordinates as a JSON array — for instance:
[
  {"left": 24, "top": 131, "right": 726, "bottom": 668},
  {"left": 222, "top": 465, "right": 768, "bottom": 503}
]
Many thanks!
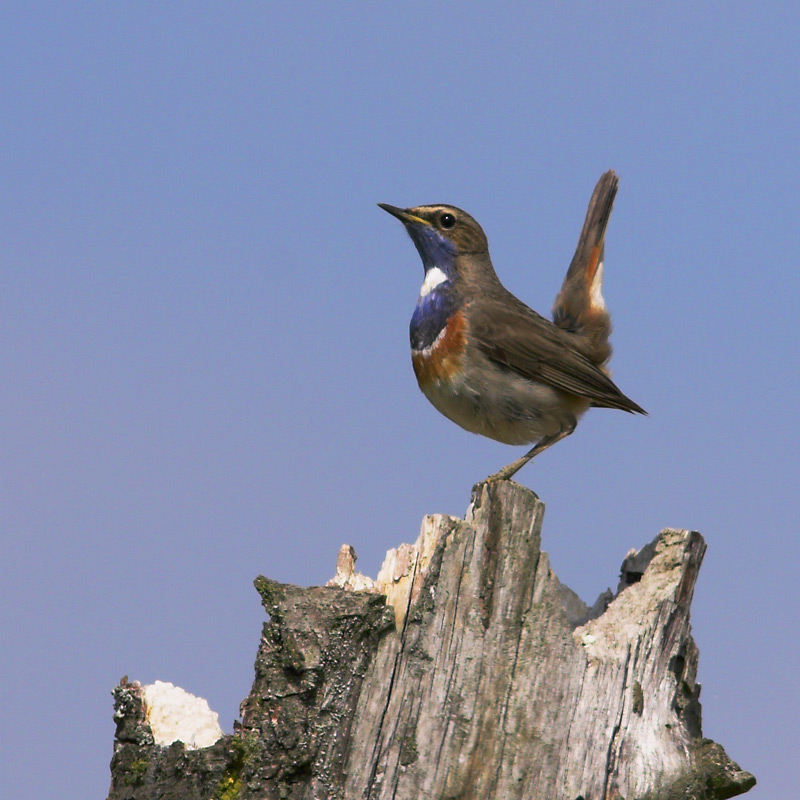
[{"left": 107, "top": 480, "right": 755, "bottom": 800}]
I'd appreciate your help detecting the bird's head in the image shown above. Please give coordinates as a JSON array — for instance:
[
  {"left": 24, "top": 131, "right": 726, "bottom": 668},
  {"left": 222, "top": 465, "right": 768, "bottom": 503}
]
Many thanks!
[{"left": 378, "top": 204, "right": 489, "bottom": 276}]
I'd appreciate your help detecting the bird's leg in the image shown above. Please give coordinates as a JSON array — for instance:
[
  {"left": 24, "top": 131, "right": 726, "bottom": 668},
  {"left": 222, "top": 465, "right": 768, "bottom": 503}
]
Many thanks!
[{"left": 486, "top": 421, "right": 577, "bottom": 482}]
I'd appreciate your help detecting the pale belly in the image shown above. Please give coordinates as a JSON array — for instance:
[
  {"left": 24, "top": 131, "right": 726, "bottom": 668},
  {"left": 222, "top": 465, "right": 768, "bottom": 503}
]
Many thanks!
[{"left": 416, "top": 355, "right": 591, "bottom": 446}]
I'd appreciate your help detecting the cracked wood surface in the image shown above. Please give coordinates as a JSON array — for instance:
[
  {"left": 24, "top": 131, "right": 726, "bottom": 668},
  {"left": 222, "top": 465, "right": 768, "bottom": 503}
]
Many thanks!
[
  {"left": 107, "top": 481, "right": 754, "bottom": 800},
  {"left": 343, "top": 481, "right": 751, "bottom": 799}
]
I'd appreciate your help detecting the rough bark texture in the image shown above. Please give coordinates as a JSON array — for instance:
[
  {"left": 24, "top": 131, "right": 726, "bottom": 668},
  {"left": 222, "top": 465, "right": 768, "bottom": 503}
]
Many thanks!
[{"left": 107, "top": 480, "right": 755, "bottom": 800}]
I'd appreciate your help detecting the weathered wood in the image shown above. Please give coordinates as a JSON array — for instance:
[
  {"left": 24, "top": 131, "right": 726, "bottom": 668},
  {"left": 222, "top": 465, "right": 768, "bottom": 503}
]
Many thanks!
[{"left": 107, "top": 481, "right": 755, "bottom": 800}]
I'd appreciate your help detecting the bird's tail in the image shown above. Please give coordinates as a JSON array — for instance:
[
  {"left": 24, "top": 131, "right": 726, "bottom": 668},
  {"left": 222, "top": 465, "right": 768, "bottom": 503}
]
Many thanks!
[{"left": 552, "top": 170, "right": 618, "bottom": 367}]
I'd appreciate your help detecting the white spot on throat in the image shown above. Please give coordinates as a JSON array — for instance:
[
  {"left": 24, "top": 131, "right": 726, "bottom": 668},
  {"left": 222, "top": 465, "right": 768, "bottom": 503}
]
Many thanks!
[
  {"left": 590, "top": 260, "right": 606, "bottom": 310},
  {"left": 419, "top": 267, "right": 449, "bottom": 298}
]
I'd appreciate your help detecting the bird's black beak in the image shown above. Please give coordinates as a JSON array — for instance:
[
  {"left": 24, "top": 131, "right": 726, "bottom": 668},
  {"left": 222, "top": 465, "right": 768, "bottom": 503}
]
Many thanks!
[{"left": 378, "top": 203, "right": 429, "bottom": 226}]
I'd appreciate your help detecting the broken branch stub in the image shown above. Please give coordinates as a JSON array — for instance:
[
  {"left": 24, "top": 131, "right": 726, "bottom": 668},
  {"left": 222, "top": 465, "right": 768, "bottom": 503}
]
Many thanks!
[{"left": 107, "top": 481, "right": 754, "bottom": 800}]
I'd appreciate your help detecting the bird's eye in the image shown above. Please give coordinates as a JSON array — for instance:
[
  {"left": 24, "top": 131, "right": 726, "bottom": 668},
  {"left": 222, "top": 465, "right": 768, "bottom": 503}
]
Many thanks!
[{"left": 439, "top": 213, "right": 456, "bottom": 229}]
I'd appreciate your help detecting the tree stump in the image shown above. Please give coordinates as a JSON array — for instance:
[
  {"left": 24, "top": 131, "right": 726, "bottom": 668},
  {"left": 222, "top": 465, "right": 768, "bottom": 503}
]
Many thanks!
[{"left": 107, "top": 480, "right": 755, "bottom": 800}]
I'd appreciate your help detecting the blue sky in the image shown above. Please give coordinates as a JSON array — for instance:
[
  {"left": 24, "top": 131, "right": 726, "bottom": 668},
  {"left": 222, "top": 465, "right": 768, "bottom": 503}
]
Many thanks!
[{"left": 2, "top": 4, "right": 798, "bottom": 797}]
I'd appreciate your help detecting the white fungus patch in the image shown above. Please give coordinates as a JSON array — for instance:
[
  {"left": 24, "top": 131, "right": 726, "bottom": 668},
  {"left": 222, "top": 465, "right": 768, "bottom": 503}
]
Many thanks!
[{"left": 142, "top": 680, "right": 223, "bottom": 749}]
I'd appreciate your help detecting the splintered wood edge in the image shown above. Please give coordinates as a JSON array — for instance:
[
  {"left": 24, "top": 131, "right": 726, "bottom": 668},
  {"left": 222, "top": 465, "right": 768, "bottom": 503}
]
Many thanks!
[
  {"left": 574, "top": 528, "right": 705, "bottom": 659},
  {"left": 327, "top": 487, "right": 702, "bottom": 639},
  {"left": 325, "top": 514, "right": 456, "bottom": 628}
]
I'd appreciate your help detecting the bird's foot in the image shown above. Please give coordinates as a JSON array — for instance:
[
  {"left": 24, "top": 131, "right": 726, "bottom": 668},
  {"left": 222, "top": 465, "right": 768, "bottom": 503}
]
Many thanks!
[
  {"left": 485, "top": 427, "right": 574, "bottom": 482},
  {"left": 485, "top": 456, "right": 529, "bottom": 483}
]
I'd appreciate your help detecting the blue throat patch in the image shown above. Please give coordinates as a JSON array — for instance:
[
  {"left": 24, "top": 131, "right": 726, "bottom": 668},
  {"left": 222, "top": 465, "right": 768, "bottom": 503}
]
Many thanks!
[
  {"left": 408, "top": 224, "right": 457, "bottom": 270},
  {"left": 406, "top": 223, "right": 459, "bottom": 351},
  {"left": 410, "top": 282, "right": 458, "bottom": 351}
]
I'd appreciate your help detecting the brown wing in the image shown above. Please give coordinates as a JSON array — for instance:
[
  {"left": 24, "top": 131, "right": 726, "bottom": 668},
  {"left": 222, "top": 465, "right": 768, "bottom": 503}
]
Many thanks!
[{"left": 468, "top": 297, "right": 646, "bottom": 414}]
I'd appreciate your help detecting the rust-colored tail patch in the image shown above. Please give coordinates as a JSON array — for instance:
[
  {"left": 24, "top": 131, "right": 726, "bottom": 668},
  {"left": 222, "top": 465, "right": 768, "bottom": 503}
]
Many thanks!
[{"left": 552, "top": 171, "right": 618, "bottom": 366}]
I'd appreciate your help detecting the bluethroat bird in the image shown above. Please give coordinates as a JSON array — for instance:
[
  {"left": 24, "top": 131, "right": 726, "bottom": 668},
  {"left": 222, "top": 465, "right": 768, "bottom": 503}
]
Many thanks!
[{"left": 378, "top": 170, "right": 645, "bottom": 481}]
